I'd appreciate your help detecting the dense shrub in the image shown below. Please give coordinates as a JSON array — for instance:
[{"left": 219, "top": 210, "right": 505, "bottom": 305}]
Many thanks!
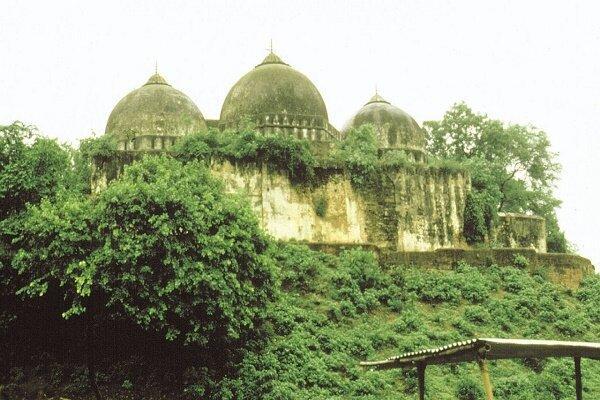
[
  {"left": 5, "top": 208, "right": 600, "bottom": 399},
  {"left": 330, "top": 125, "right": 468, "bottom": 189},
  {"left": 576, "top": 274, "right": 600, "bottom": 323},
  {"left": 328, "top": 125, "right": 379, "bottom": 187},
  {"left": 463, "top": 191, "right": 496, "bottom": 245},
  {"left": 271, "top": 242, "right": 332, "bottom": 293},
  {"left": 0, "top": 122, "right": 79, "bottom": 218},
  {"left": 456, "top": 376, "right": 483, "bottom": 400},
  {"left": 12, "top": 156, "right": 277, "bottom": 351},
  {"left": 331, "top": 249, "right": 391, "bottom": 314},
  {"left": 173, "top": 128, "right": 316, "bottom": 184},
  {"left": 212, "top": 246, "right": 600, "bottom": 399}
]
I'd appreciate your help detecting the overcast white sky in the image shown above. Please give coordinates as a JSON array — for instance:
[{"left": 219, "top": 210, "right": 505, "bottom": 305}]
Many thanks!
[{"left": 1, "top": 0, "right": 599, "bottom": 267}]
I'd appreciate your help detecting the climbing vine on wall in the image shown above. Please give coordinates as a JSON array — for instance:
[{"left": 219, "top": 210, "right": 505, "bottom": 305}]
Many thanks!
[
  {"left": 172, "top": 125, "right": 467, "bottom": 191},
  {"left": 173, "top": 128, "right": 316, "bottom": 184},
  {"left": 330, "top": 124, "right": 467, "bottom": 190}
]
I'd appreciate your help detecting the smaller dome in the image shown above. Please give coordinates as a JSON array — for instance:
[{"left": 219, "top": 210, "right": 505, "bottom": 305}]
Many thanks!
[
  {"left": 343, "top": 93, "right": 426, "bottom": 150},
  {"left": 105, "top": 72, "right": 207, "bottom": 149}
]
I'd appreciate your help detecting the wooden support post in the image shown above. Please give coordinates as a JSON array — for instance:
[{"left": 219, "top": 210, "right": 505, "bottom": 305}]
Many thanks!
[
  {"left": 477, "top": 358, "right": 494, "bottom": 400},
  {"left": 417, "top": 363, "right": 426, "bottom": 400},
  {"left": 575, "top": 357, "right": 582, "bottom": 400}
]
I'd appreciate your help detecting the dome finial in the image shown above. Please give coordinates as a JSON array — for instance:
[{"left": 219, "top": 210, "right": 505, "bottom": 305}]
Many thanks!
[
  {"left": 366, "top": 89, "right": 389, "bottom": 105},
  {"left": 257, "top": 42, "right": 289, "bottom": 67},
  {"left": 144, "top": 66, "right": 170, "bottom": 86}
]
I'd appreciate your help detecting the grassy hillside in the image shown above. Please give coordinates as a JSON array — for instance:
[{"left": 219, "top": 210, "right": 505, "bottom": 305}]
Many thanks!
[
  {"left": 219, "top": 244, "right": 600, "bottom": 399},
  {"left": 2, "top": 243, "right": 599, "bottom": 399}
]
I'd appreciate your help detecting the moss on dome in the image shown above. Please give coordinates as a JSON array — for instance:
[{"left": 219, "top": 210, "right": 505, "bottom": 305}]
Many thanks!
[
  {"left": 220, "top": 52, "right": 329, "bottom": 131},
  {"left": 343, "top": 94, "right": 426, "bottom": 150},
  {"left": 105, "top": 73, "right": 207, "bottom": 140}
]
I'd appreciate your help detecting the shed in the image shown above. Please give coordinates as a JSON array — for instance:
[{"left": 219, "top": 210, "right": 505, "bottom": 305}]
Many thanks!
[{"left": 360, "top": 338, "right": 600, "bottom": 399}]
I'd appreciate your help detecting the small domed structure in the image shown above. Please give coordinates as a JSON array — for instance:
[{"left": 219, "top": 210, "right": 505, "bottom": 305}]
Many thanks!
[
  {"left": 105, "top": 72, "right": 207, "bottom": 151},
  {"left": 220, "top": 51, "right": 336, "bottom": 141},
  {"left": 343, "top": 93, "right": 426, "bottom": 151}
]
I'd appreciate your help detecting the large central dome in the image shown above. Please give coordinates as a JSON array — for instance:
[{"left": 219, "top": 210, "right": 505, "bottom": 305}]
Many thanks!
[{"left": 220, "top": 52, "right": 334, "bottom": 141}]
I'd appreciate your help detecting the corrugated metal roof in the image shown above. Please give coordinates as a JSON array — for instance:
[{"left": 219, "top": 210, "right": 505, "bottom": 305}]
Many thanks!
[{"left": 360, "top": 338, "right": 600, "bottom": 370}]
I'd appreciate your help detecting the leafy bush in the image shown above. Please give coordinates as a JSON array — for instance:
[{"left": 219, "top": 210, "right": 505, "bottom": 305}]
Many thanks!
[
  {"left": 173, "top": 128, "right": 316, "bottom": 184},
  {"left": 12, "top": 156, "right": 277, "bottom": 349},
  {"left": 513, "top": 254, "right": 530, "bottom": 269},
  {"left": 493, "top": 375, "right": 535, "bottom": 400},
  {"left": 272, "top": 242, "right": 331, "bottom": 293},
  {"left": 0, "top": 122, "right": 79, "bottom": 219},
  {"left": 576, "top": 274, "right": 600, "bottom": 323},
  {"left": 79, "top": 134, "right": 118, "bottom": 164},
  {"left": 463, "top": 191, "right": 496, "bottom": 245},
  {"left": 328, "top": 125, "right": 379, "bottom": 187},
  {"left": 456, "top": 376, "right": 483, "bottom": 400},
  {"left": 5, "top": 207, "right": 600, "bottom": 399},
  {"left": 463, "top": 305, "right": 490, "bottom": 324},
  {"left": 312, "top": 194, "right": 328, "bottom": 217},
  {"left": 331, "top": 249, "right": 391, "bottom": 314}
]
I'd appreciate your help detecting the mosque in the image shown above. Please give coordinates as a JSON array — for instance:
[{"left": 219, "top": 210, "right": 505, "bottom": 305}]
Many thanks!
[{"left": 96, "top": 50, "right": 547, "bottom": 254}]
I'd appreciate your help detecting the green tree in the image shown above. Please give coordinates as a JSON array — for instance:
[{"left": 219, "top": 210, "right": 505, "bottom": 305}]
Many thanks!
[
  {"left": 0, "top": 122, "right": 85, "bottom": 336},
  {"left": 424, "top": 103, "right": 567, "bottom": 251},
  {"left": 11, "top": 156, "right": 277, "bottom": 396},
  {"left": 0, "top": 122, "right": 78, "bottom": 218}
]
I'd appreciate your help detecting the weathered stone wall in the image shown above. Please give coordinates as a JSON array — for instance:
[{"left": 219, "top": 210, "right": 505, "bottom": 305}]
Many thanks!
[
  {"left": 309, "top": 244, "right": 594, "bottom": 289},
  {"left": 210, "top": 160, "right": 469, "bottom": 251},
  {"left": 492, "top": 213, "right": 547, "bottom": 253},
  {"left": 379, "top": 248, "right": 594, "bottom": 289},
  {"left": 92, "top": 154, "right": 550, "bottom": 255}
]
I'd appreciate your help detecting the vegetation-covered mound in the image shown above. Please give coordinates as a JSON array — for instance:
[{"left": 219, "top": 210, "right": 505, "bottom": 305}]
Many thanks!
[
  {"left": 215, "top": 244, "right": 600, "bottom": 399},
  {"left": 2, "top": 242, "right": 599, "bottom": 399}
]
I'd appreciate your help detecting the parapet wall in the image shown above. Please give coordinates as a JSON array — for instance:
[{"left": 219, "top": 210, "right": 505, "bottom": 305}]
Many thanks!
[
  {"left": 211, "top": 160, "right": 469, "bottom": 251},
  {"left": 379, "top": 248, "right": 594, "bottom": 289},
  {"left": 492, "top": 213, "right": 547, "bottom": 253}
]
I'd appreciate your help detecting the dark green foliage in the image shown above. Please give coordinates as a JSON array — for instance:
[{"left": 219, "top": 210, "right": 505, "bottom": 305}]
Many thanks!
[
  {"left": 456, "top": 376, "right": 483, "bottom": 400},
  {"left": 0, "top": 122, "right": 77, "bottom": 218},
  {"left": 173, "top": 128, "right": 316, "bottom": 184},
  {"left": 4, "top": 238, "right": 600, "bottom": 398},
  {"left": 0, "top": 122, "right": 90, "bottom": 337},
  {"left": 213, "top": 246, "right": 600, "bottom": 399},
  {"left": 12, "top": 156, "right": 276, "bottom": 349},
  {"left": 378, "top": 148, "right": 413, "bottom": 169},
  {"left": 463, "top": 192, "right": 489, "bottom": 244},
  {"left": 271, "top": 242, "right": 333, "bottom": 293},
  {"left": 79, "top": 134, "right": 118, "bottom": 164},
  {"left": 312, "top": 194, "right": 328, "bottom": 217},
  {"left": 576, "top": 275, "right": 600, "bottom": 323},
  {"left": 74, "top": 135, "right": 119, "bottom": 194},
  {"left": 330, "top": 125, "right": 467, "bottom": 189},
  {"left": 513, "top": 254, "right": 530, "bottom": 269},
  {"left": 331, "top": 249, "right": 391, "bottom": 315},
  {"left": 545, "top": 215, "right": 570, "bottom": 253},
  {"left": 404, "top": 262, "right": 496, "bottom": 304},
  {"left": 329, "top": 124, "right": 379, "bottom": 186}
]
